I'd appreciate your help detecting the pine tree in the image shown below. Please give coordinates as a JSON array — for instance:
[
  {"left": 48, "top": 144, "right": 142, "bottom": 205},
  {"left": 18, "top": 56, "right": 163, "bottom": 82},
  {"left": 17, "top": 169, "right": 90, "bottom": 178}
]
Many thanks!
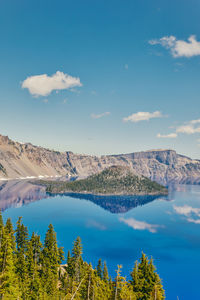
[
  {"left": 15, "top": 217, "right": 29, "bottom": 297},
  {"left": 97, "top": 258, "right": 102, "bottom": 279},
  {"left": 131, "top": 253, "right": 165, "bottom": 300},
  {"left": 148, "top": 258, "right": 165, "bottom": 300},
  {"left": 26, "top": 233, "right": 43, "bottom": 298},
  {"left": 0, "top": 226, "right": 20, "bottom": 298},
  {"left": 41, "top": 223, "right": 60, "bottom": 296},
  {"left": 71, "top": 236, "right": 83, "bottom": 282},
  {"left": 5, "top": 218, "right": 15, "bottom": 250},
  {"left": 103, "top": 261, "right": 109, "bottom": 283},
  {"left": 16, "top": 217, "right": 28, "bottom": 252}
]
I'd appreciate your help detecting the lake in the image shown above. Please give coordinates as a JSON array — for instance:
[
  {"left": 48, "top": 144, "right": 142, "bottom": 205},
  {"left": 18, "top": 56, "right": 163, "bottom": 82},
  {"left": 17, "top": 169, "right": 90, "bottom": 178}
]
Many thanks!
[{"left": 1, "top": 180, "right": 200, "bottom": 299}]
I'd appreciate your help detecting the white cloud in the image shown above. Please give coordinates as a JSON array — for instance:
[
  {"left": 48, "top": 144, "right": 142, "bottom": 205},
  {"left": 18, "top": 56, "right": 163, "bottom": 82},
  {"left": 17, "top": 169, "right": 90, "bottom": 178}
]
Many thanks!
[
  {"left": 119, "top": 217, "right": 163, "bottom": 233},
  {"left": 123, "top": 111, "right": 163, "bottom": 123},
  {"left": 22, "top": 71, "right": 82, "bottom": 97},
  {"left": 157, "top": 133, "right": 177, "bottom": 139},
  {"left": 91, "top": 112, "right": 110, "bottom": 119},
  {"left": 173, "top": 205, "right": 200, "bottom": 217},
  {"left": 176, "top": 125, "right": 200, "bottom": 134},
  {"left": 176, "top": 119, "right": 200, "bottom": 135},
  {"left": 190, "top": 119, "right": 200, "bottom": 125},
  {"left": 187, "top": 218, "right": 200, "bottom": 224},
  {"left": 149, "top": 35, "right": 200, "bottom": 58},
  {"left": 173, "top": 205, "right": 200, "bottom": 225}
]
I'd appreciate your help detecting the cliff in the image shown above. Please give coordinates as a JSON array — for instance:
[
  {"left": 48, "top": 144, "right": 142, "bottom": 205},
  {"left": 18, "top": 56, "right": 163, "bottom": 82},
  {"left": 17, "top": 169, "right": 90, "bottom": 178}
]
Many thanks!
[{"left": 0, "top": 134, "right": 200, "bottom": 185}]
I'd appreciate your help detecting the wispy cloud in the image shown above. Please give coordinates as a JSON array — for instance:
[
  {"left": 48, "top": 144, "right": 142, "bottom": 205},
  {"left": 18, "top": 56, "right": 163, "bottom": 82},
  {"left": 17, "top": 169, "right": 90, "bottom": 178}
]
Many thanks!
[
  {"left": 149, "top": 35, "right": 200, "bottom": 58},
  {"left": 173, "top": 205, "right": 200, "bottom": 217},
  {"left": 22, "top": 71, "right": 82, "bottom": 97},
  {"left": 158, "top": 118, "right": 200, "bottom": 139},
  {"left": 119, "top": 217, "right": 163, "bottom": 233},
  {"left": 124, "top": 64, "right": 129, "bottom": 70},
  {"left": 123, "top": 111, "right": 163, "bottom": 123},
  {"left": 86, "top": 219, "right": 106, "bottom": 231},
  {"left": 187, "top": 218, "right": 200, "bottom": 224},
  {"left": 173, "top": 205, "right": 200, "bottom": 225},
  {"left": 176, "top": 119, "right": 200, "bottom": 135},
  {"left": 157, "top": 133, "right": 177, "bottom": 139},
  {"left": 91, "top": 112, "right": 110, "bottom": 119}
]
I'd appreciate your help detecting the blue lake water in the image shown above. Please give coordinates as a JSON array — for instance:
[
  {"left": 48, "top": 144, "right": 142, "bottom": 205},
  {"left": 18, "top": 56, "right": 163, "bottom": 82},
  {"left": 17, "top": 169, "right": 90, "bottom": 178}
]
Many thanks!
[{"left": 1, "top": 181, "right": 200, "bottom": 299}]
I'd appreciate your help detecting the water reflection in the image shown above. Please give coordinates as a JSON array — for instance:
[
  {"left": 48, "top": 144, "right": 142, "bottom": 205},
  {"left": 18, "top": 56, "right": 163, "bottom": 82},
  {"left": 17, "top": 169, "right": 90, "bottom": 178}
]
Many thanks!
[
  {"left": 0, "top": 180, "right": 47, "bottom": 211},
  {"left": 57, "top": 192, "right": 168, "bottom": 213},
  {"left": 0, "top": 180, "right": 170, "bottom": 213}
]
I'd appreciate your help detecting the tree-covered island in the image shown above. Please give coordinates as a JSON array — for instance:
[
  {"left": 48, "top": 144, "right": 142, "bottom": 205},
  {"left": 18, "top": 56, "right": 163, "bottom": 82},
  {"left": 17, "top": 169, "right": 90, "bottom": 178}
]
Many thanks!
[{"left": 38, "top": 166, "right": 168, "bottom": 196}]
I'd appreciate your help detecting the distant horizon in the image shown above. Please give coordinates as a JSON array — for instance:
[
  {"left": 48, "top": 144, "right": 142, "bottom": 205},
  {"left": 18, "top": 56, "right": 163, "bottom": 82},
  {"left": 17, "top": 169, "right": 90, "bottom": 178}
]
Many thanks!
[{"left": 1, "top": 132, "right": 197, "bottom": 160}]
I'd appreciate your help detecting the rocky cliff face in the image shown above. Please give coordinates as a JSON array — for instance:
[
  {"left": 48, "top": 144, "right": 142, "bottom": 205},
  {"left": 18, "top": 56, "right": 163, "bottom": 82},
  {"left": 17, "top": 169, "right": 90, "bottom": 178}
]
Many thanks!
[{"left": 0, "top": 134, "right": 200, "bottom": 185}]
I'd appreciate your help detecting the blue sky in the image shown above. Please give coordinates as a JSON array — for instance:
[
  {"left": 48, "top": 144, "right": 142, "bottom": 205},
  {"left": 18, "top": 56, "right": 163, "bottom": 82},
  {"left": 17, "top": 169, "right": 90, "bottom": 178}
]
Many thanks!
[{"left": 1, "top": 0, "right": 200, "bottom": 158}]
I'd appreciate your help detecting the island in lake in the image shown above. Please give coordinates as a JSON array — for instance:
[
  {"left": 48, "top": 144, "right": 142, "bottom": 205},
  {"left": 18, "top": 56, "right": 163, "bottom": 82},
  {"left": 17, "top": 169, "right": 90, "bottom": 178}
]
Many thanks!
[{"left": 38, "top": 165, "right": 168, "bottom": 196}]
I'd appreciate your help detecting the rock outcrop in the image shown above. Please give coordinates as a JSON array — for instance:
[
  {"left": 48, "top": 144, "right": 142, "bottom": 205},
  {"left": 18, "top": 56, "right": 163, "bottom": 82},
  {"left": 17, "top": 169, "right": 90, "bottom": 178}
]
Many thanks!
[{"left": 0, "top": 134, "right": 200, "bottom": 185}]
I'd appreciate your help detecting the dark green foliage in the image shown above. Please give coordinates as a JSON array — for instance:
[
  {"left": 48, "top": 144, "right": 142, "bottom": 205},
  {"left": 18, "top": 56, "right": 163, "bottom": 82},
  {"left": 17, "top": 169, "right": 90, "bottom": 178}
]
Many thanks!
[
  {"left": 0, "top": 210, "right": 165, "bottom": 299},
  {"left": 97, "top": 258, "right": 102, "bottom": 279},
  {"left": 131, "top": 253, "right": 165, "bottom": 300},
  {"left": 38, "top": 165, "right": 168, "bottom": 196},
  {"left": 71, "top": 236, "right": 83, "bottom": 282},
  {"left": 103, "top": 261, "right": 109, "bottom": 283}
]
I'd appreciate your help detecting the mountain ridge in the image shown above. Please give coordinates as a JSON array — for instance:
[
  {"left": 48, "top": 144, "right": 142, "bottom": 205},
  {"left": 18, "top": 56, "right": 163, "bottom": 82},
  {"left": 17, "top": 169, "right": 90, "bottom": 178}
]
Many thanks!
[{"left": 1, "top": 133, "right": 200, "bottom": 185}]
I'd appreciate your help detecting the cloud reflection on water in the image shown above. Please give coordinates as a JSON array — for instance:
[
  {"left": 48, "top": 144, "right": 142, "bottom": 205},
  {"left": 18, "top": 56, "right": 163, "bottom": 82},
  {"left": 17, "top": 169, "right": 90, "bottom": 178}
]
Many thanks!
[{"left": 119, "top": 217, "right": 164, "bottom": 233}]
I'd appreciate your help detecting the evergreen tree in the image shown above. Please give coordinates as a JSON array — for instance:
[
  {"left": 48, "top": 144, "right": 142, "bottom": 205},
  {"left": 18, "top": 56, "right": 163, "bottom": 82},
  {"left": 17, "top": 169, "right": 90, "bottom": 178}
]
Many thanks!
[
  {"left": 5, "top": 218, "right": 15, "bottom": 250},
  {"left": 26, "top": 233, "right": 43, "bottom": 298},
  {"left": 16, "top": 217, "right": 28, "bottom": 252},
  {"left": 0, "top": 214, "right": 166, "bottom": 299},
  {"left": 103, "top": 261, "right": 109, "bottom": 283},
  {"left": 0, "top": 226, "right": 20, "bottom": 298},
  {"left": 15, "top": 217, "right": 29, "bottom": 298},
  {"left": 97, "top": 258, "right": 102, "bottom": 279},
  {"left": 71, "top": 236, "right": 83, "bottom": 282},
  {"left": 41, "top": 224, "right": 60, "bottom": 296},
  {"left": 131, "top": 253, "right": 165, "bottom": 300}
]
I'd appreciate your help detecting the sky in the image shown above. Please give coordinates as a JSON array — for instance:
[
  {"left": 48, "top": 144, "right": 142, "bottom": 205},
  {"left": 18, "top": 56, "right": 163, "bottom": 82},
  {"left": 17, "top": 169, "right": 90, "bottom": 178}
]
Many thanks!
[{"left": 1, "top": 0, "right": 200, "bottom": 158}]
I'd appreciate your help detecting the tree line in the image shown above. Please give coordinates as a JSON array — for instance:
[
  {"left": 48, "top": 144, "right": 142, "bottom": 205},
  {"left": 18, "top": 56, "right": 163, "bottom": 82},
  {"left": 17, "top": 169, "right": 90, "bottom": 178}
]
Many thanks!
[{"left": 0, "top": 211, "right": 165, "bottom": 299}]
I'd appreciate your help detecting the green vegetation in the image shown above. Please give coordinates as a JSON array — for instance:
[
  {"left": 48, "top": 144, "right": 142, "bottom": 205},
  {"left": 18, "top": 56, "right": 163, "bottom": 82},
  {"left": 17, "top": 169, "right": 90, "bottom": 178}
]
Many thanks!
[
  {"left": 39, "top": 166, "right": 168, "bottom": 196},
  {"left": 0, "top": 210, "right": 165, "bottom": 299}
]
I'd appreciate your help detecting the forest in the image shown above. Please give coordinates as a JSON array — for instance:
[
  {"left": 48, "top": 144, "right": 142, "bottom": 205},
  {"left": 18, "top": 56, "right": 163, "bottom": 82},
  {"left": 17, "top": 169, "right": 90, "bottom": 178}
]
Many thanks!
[{"left": 0, "top": 211, "right": 165, "bottom": 299}]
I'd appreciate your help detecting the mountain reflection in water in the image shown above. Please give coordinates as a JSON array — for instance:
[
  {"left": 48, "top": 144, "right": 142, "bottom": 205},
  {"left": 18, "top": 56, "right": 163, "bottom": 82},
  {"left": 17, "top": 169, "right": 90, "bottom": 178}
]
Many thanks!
[
  {"left": 0, "top": 180, "right": 47, "bottom": 211},
  {"left": 56, "top": 192, "right": 168, "bottom": 213},
  {"left": 0, "top": 180, "right": 169, "bottom": 213}
]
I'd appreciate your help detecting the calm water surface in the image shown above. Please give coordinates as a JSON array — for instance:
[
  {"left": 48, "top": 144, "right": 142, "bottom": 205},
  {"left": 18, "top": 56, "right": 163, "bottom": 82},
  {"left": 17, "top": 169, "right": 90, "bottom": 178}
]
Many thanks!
[{"left": 1, "top": 181, "right": 200, "bottom": 299}]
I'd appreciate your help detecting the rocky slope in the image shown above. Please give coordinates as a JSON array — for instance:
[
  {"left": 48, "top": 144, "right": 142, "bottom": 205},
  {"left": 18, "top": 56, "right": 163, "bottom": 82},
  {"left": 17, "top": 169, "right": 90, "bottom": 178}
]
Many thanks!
[
  {"left": 0, "top": 134, "right": 200, "bottom": 185},
  {"left": 39, "top": 166, "right": 168, "bottom": 195}
]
